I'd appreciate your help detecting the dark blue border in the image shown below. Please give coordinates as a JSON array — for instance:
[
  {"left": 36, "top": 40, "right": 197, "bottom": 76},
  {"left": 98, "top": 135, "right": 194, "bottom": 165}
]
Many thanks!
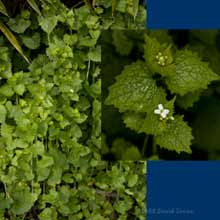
[{"left": 147, "top": 0, "right": 220, "bottom": 29}]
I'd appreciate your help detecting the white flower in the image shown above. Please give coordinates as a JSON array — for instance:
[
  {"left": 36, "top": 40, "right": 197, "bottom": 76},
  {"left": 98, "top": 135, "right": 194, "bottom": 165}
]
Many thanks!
[{"left": 154, "top": 104, "right": 170, "bottom": 119}]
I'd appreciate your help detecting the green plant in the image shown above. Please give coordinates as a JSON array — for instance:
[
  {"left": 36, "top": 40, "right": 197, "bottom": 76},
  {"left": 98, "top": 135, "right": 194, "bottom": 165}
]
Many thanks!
[
  {"left": 0, "top": 0, "right": 147, "bottom": 219},
  {"left": 104, "top": 30, "right": 220, "bottom": 160}
]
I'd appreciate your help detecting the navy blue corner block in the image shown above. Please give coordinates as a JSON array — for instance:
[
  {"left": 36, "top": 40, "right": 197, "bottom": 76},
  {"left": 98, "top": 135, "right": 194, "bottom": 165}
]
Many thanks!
[
  {"left": 147, "top": 161, "right": 220, "bottom": 220},
  {"left": 147, "top": 0, "right": 220, "bottom": 29}
]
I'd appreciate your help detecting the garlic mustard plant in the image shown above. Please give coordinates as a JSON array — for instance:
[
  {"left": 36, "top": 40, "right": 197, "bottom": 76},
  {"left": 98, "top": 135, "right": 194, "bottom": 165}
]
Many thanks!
[{"left": 104, "top": 30, "right": 220, "bottom": 158}]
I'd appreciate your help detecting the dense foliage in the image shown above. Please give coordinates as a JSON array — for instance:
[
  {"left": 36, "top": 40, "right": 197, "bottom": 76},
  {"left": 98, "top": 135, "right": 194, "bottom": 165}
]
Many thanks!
[
  {"left": 0, "top": 0, "right": 147, "bottom": 219},
  {"left": 103, "top": 30, "right": 220, "bottom": 160}
]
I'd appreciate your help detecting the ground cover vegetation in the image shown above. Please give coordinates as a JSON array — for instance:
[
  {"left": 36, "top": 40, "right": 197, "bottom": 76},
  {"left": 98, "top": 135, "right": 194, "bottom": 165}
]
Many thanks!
[{"left": 0, "top": 0, "right": 146, "bottom": 219}]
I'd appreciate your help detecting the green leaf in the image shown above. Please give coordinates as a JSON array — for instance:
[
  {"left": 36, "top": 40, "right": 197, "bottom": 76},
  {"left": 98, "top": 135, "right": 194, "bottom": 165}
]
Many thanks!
[
  {"left": 37, "top": 155, "right": 54, "bottom": 168},
  {"left": 0, "top": 193, "right": 12, "bottom": 209},
  {"left": 29, "top": 141, "right": 45, "bottom": 156},
  {"left": 88, "top": 46, "right": 101, "bottom": 62},
  {"left": 114, "top": 198, "right": 133, "bottom": 214},
  {"left": 0, "top": 84, "right": 14, "bottom": 97},
  {"left": 121, "top": 146, "right": 142, "bottom": 160},
  {"left": 39, "top": 207, "right": 57, "bottom": 220},
  {"left": 1, "top": 123, "right": 14, "bottom": 139},
  {"left": 140, "top": 113, "right": 167, "bottom": 135},
  {"left": 105, "top": 61, "right": 166, "bottom": 113},
  {"left": 123, "top": 112, "right": 145, "bottom": 132},
  {"left": 127, "top": 174, "right": 138, "bottom": 187},
  {"left": 7, "top": 17, "right": 31, "bottom": 34},
  {"left": 176, "top": 90, "right": 202, "bottom": 109},
  {"left": 14, "top": 84, "right": 25, "bottom": 95},
  {"left": 155, "top": 116, "right": 193, "bottom": 154},
  {"left": 112, "top": 30, "right": 133, "bottom": 56},
  {"left": 0, "top": 104, "right": 6, "bottom": 123},
  {"left": 111, "top": 138, "right": 131, "bottom": 159},
  {"left": 21, "top": 32, "right": 40, "bottom": 49},
  {"left": 148, "top": 30, "right": 173, "bottom": 44},
  {"left": 38, "top": 16, "right": 58, "bottom": 35},
  {"left": 11, "top": 187, "right": 38, "bottom": 215},
  {"left": 144, "top": 34, "right": 176, "bottom": 77},
  {"left": 166, "top": 50, "right": 220, "bottom": 95},
  {"left": 12, "top": 138, "right": 28, "bottom": 149}
]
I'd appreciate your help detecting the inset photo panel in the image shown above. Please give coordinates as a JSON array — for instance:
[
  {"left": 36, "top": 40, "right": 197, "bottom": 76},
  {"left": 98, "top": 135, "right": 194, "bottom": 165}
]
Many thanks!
[{"left": 101, "top": 29, "right": 220, "bottom": 160}]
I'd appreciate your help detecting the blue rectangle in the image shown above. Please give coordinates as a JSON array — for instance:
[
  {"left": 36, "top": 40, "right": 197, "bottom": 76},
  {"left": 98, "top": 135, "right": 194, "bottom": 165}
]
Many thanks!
[
  {"left": 147, "top": 0, "right": 220, "bottom": 29},
  {"left": 147, "top": 161, "right": 220, "bottom": 220}
]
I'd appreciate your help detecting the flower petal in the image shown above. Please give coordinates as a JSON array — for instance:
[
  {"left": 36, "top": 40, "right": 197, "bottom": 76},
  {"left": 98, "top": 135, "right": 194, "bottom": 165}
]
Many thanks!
[
  {"left": 161, "top": 112, "right": 167, "bottom": 118},
  {"left": 163, "top": 109, "right": 170, "bottom": 115},
  {"left": 158, "top": 104, "right": 164, "bottom": 110},
  {"left": 154, "top": 109, "right": 161, "bottom": 114},
  {"left": 161, "top": 109, "right": 169, "bottom": 118}
]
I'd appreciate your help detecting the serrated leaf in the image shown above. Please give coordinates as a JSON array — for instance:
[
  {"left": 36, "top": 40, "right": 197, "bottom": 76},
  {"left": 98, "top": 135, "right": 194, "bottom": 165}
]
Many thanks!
[
  {"left": 14, "top": 84, "right": 25, "bottom": 95},
  {"left": 0, "top": 84, "right": 14, "bottom": 97},
  {"left": 113, "top": 198, "right": 133, "bottom": 214},
  {"left": 144, "top": 34, "right": 176, "bottom": 77},
  {"left": 155, "top": 116, "right": 193, "bottom": 154},
  {"left": 88, "top": 46, "right": 101, "bottom": 62},
  {"left": 37, "top": 155, "right": 54, "bottom": 168},
  {"left": 11, "top": 188, "right": 38, "bottom": 215},
  {"left": 21, "top": 32, "right": 40, "bottom": 50},
  {"left": 176, "top": 90, "right": 202, "bottom": 109},
  {"left": 123, "top": 112, "right": 145, "bottom": 132},
  {"left": 30, "top": 141, "right": 45, "bottom": 156},
  {"left": 7, "top": 17, "right": 31, "bottom": 34},
  {"left": 140, "top": 113, "right": 167, "bottom": 135},
  {"left": 105, "top": 61, "right": 166, "bottom": 113},
  {"left": 39, "top": 207, "right": 57, "bottom": 220},
  {"left": 1, "top": 123, "right": 14, "bottom": 139},
  {"left": 166, "top": 50, "right": 220, "bottom": 95},
  {"left": 127, "top": 174, "right": 138, "bottom": 187},
  {"left": 12, "top": 138, "right": 28, "bottom": 149},
  {"left": 0, "top": 22, "right": 30, "bottom": 63},
  {"left": 148, "top": 30, "right": 173, "bottom": 44},
  {"left": 38, "top": 16, "right": 58, "bottom": 35},
  {"left": 0, "top": 193, "right": 12, "bottom": 209}
]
